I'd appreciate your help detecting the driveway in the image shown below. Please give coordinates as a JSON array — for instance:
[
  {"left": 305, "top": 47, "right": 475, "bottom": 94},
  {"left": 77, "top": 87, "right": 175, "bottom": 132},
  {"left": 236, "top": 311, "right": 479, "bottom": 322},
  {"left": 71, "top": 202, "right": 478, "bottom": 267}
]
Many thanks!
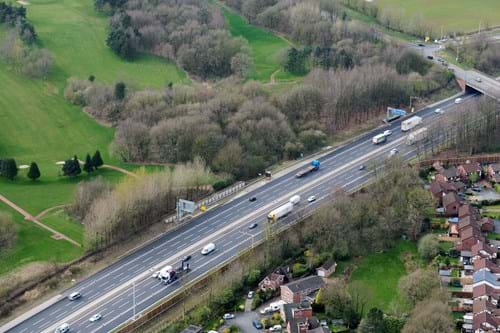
[{"left": 229, "top": 311, "right": 261, "bottom": 333}]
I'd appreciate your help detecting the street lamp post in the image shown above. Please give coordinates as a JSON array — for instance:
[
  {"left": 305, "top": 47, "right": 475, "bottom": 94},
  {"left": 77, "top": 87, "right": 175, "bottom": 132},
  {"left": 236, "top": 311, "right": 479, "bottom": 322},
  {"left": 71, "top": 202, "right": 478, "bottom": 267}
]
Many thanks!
[{"left": 409, "top": 96, "right": 419, "bottom": 113}]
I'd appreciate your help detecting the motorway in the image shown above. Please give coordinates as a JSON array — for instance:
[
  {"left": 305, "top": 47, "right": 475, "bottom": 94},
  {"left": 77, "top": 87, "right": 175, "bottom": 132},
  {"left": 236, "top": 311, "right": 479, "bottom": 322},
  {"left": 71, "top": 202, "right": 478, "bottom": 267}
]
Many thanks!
[{"left": 2, "top": 93, "right": 479, "bottom": 333}]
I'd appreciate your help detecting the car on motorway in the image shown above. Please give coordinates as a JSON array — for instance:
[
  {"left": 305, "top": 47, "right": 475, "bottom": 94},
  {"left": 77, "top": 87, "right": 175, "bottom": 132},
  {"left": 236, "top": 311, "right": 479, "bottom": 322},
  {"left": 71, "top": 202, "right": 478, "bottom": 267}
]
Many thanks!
[
  {"left": 418, "top": 43, "right": 425, "bottom": 47},
  {"left": 201, "top": 243, "right": 216, "bottom": 255},
  {"left": 248, "top": 223, "right": 258, "bottom": 230},
  {"left": 270, "top": 325, "right": 282, "bottom": 332},
  {"left": 152, "top": 271, "right": 160, "bottom": 279},
  {"left": 183, "top": 255, "right": 192, "bottom": 262},
  {"left": 89, "top": 313, "right": 103, "bottom": 322},
  {"left": 476, "top": 77, "right": 482, "bottom": 82},
  {"left": 454, "top": 97, "right": 463, "bottom": 104},
  {"left": 307, "top": 195, "right": 316, "bottom": 203},
  {"left": 223, "top": 313, "right": 235, "bottom": 320},
  {"left": 434, "top": 108, "right": 444, "bottom": 114},
  {"left": 68, "top": 291, "right": 81, "bottom": 301},
  {"left": 249, "top": 196, "right": 257, "bottom": 202},
  {"left": 253, "top": 320, "right": 263, "bottom": 329},
  {"left": 358, "top": 165, "right": 365, "bottom": 171},
  {"left": 383, "top": 129, "right": 392, "bottom": 136},
  {"left": 54, "top": 323, "right": 70, "bottom": 333},
  {"left": 389, "top": 148, "right": 399, "bottom": 157},
  {"left": 248, "top": 290, "right": 254, "bottom": 299}
]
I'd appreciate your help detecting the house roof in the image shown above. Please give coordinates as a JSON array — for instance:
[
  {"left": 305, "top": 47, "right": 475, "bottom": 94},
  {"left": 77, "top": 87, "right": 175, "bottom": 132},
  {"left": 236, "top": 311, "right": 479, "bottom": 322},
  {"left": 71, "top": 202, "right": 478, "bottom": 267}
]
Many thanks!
[
  {"left": 443, "top": 192, "right": 460, "bottom": 207},
  {"left": 473, "top": 283, "right": 497, "bottom": 298},
  {"left": 473, "top": 310, "right": 500, "bottom": 331},
  {"left": 474, "top": 258, "right": 500, "bottom": 274},
  {"left": 481, "top": 217, "right": 495, "bottom": 226},
  {"left": 283, "top": 302, "right": 316, "bottom": 333},
  {"left": 473, "top": 269, "right": 500, "bottom": 287},
  {"left": 459, "top": 204, "right": 479, "bottom": 219},
  {"left": 440, "top": 167, "right": 458, "bottom": 179},
  {"left": 489, "top": 163, "right": 500, "bottom": 172},
  {"left": 269, "top": 272, "right": 285, "bottom": 281},
  {"left": 449, "top": 223, "right": 459, "bottom": 235},
  {"left": 460, "top": 225, "right": 483, "bottom": 242},
  {"left": 460, "top": 162, "right": 482, "bottom": 174},
  {"left": 430, "top": 181, "right": 445, "bottom": 195},
  {"left": 318, "top": 260, "right": 336, "bottom": 271},
  {"left": 472, "top": 241, "right": 497, "bottom": 257},
  {"left": 459, "top": 215, "right": 480, "bottom": 231},
  {"left": 282, "top": 276, "right": 325, "bottom": 294},
  {"left": 452, "top": 181, "right": 466, "bottom": 191}
]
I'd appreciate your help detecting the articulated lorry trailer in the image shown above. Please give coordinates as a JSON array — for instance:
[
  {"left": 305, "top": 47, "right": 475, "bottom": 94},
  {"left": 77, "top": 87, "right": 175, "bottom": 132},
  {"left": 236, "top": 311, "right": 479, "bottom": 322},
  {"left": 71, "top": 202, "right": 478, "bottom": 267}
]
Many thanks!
[
  {"left": 267, "top": 202, "right": 294, "bottom": 222},
  {"left": 401, "top": 116, "right": 422, "bottom": 132},
  {"left": 406, "top": 127, "right": 428, "bottom": 145},
  {"left": 295, "top": 160, "right": 320, "bottom": 178}
]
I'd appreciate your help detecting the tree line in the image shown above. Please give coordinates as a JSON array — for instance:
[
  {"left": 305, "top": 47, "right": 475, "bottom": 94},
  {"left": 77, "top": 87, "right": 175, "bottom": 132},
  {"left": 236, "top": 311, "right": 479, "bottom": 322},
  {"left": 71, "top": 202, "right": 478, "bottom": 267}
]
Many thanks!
[
  {"left": 97, "top": 0, "right": 252, "bottom": 79},
  {"left": 67, "top": 158, "right": 213, "bottom": 251},
  {"left": 448, "top": 35, "right": 500, "bottom": 76},
  {"left": 0, "top": 2, "right": 36, "bottom": 43}
]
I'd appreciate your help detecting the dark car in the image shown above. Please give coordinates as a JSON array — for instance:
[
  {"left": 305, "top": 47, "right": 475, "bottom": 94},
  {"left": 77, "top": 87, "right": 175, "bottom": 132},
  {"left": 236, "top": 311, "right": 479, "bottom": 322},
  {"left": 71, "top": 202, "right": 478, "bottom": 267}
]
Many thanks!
[
  {"left": 183, "top": 255, "right": 192, "bottom": 262},
  {"left": 427, "top": 55, "right": 434, "bottom": 60},
  {"left": 248, "top": 223, "right": 258, "bottom": 230},
  {"left": 418, "top": 43, "right": 425, "bottom": 47},
  {"left": 249, "top": 196, "right": 257, "bottom": 202},
  {"left": 253, "top": 320, "right": 263, "bottom": 329}
]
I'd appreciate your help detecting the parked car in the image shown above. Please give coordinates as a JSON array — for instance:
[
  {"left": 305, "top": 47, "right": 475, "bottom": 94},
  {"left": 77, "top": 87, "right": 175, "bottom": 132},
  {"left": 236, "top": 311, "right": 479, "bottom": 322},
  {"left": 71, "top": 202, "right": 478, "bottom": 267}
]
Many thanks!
[
  {"left": 320, "top": 320, "right": 328, "bottom": 327},
  {"left": 434, "top": 108, "right": 444, "bottom": 114},
  {"left": 223, "top": 313, "right": 235, "bottom": 320},
  {"left": 455, "top": 97, "right": 463, "bottom": 104},
  {"left": 253, "top": 320, "right": 263, "bottom": 329},
  {"left": 383, "top": 129, "right": 392, "bottom": 136},
  {"left": 270, "top": 325, "right": 282, "bottom": 332},
  {"left": 427, "top": 55, "right": 434, "bottom": 60},
  {"left": 418, "top": 43, "right": 425, "bottom": 47},
  {"left": 249, "top": 196, "right": 257, "bottom": 202},
  {"left": 307, "top": 195, "right": 316, "bottom": 203},
  {"left": 248, "top": 291, "right": 254, "bottom": 299},
  {"left": 89, "top": 313, "right": 102, "bottom": 322},
  {"left": 260, "top": 307, "right": 273, "bottom": 315},
  {"left": 54, "top": 323, "right": 70, "bottom": 333},
  {"left": 248, "top": 223, "right": 258, "bottom": 230},
  {"left": 68, "top": 292, "right": 81, "bottom": 301}
]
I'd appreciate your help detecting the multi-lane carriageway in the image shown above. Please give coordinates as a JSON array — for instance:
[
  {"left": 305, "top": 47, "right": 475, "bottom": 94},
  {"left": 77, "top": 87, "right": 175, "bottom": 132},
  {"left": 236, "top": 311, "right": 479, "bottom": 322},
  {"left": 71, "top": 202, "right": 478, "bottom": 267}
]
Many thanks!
[{"left": 2, "top": 93, "right": 479, "bottom": 333}]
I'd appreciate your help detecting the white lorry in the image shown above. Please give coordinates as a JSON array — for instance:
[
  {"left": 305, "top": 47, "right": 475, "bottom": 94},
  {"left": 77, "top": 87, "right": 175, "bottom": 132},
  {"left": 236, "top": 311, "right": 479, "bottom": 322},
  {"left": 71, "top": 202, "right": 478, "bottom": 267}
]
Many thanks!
[
  {"left": 372, "top": 133, "right": 387, "bottom": 144},
  {"left": 268, "top": 202, "right": 294, "bottom": 222},
  {"left": 406, "top": 127, "right": 428, "bottom": 145},
  {"left": 401, "top": 116, "right": 422, "bottom": 132}
]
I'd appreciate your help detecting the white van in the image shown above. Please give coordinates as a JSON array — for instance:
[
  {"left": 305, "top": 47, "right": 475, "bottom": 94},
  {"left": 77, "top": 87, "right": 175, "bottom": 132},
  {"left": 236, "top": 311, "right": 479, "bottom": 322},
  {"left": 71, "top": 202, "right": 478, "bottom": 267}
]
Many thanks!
[
  {"left": 68, "top": 292, "right": 81, "bottom": 301},
  {"left": 54, "top": 323, "right": 70, "bottom": 333},
  {"left": 289, "top": 195, "right": 301, "bottom": 205},
  {"left": 201, "top": 243, "right": 216, "bottom": 255}
]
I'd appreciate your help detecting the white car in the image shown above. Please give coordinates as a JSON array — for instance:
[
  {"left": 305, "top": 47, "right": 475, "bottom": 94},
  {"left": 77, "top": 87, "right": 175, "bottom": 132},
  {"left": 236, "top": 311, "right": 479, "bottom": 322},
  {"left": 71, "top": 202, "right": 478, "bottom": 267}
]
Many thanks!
[
  {"left": 476, "top": 77, "right": 482, "bottom": 82},
  {"left": 454, "top": 97, "right": 463, "bottom": 104},
  {"left": 201, "top": 243, "right": 216, "bottom": 255},
  {"left": 223, "top": 313, "right": 235, "bottom": 320},
  {"left": 307, "top": 195, "right": 316, "bottom": 203},
  {"left": 68, "top": 292, "right": 81, "bottom": 301},
  {"left": 434, "top": 108, "right": 444, "bottom": 114},
  {"left": 389, "top": 148, "right": 399, "bottom": 156},
  {"left": 270, "top": 325, "right": 282, "bottom": 332},
  {"left": 383, "top": 130, "right": 392, "bottom": 136},
  {"left": 152, "top": 271, "right": 160, "bottom": 279},
  {"left": 54, "top": 323, "right": 70, "bottom": 333},
  {"left": 89, "top": 313, "right": 102, "bottom": 322},
  {"left": 260, "top": 306, "right": 272, "bottom": 315},
  {"left": 248, "top": 291, "right": 254, "bottom": 299}
]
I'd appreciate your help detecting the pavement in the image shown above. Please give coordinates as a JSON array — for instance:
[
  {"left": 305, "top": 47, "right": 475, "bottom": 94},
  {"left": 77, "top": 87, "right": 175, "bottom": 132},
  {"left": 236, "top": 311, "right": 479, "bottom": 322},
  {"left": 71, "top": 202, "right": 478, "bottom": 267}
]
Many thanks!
[{"left": 1, "top": 93, "right": 481, "bottom": 333}]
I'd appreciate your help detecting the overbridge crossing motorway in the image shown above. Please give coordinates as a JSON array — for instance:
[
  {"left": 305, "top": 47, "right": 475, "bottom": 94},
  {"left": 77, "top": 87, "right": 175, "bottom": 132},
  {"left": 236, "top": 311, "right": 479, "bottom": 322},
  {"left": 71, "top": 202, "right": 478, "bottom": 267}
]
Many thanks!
[{"left": 2, "top": 93, "right": 478, "bottom": 333}]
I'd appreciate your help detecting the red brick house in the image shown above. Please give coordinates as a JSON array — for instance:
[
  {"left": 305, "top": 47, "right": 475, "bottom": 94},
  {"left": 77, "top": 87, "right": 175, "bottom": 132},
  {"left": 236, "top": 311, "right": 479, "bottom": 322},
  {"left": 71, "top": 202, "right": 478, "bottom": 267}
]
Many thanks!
[
  {"left": 459, "top": 204, "right": 480, "bottom": 220},
  {"left": 281, "top": 276, "right": 325, "bottom": 304},
  {"left": 438, "top": 167, "right": 460, "bottom": 182},
  {"left": 481, "top": 217, "right": 495, "bottom": 233},
  {"left": 458, "top": 162, "right": 482, "bottom": 181},
  {"left": 487, "top": 163, "right": 500, "bottom": 183},
  {"left": 458, "top": 225, "right": 484, "bottom": 251},
  {"left": 259, "top": 272, "right": 286, "bottom": 291},
  {"left": 474, "top": 258, "right": 500, "bottom": 274},
  {"left": 471, "top": 241, "right": 497, "bottom": 261},
  {"left": 443, "top": 192, "right": 461, "bottom": 216},
  {"left": 458, "top": 215, "right": 481, "bottom": 233}
]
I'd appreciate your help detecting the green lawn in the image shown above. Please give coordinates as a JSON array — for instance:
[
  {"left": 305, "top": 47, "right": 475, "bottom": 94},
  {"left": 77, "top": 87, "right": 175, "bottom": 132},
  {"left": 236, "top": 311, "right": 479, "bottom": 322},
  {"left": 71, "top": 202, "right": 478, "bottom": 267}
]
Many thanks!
[
  {"left": 0, "top": 203, "right": 83, "bottom": 275},
  {"left": 373, "top": 0, "right": 500, "bottom": 34},
  {"left": 347, "top": 241, "right": 417, "bottom": 313},
  {"left": 222, "top": 6, "right": 300, "bottom": 82},
  {"left": 40, "top": 209, "right": 84, "bottom": 245}
]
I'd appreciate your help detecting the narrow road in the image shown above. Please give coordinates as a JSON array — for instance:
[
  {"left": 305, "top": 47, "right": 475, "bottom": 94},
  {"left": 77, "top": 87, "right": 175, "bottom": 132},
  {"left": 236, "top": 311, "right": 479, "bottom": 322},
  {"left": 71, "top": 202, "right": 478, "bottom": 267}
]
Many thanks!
[
  {"left": 0, "top": 194, "right": 81, "bottom": 247},
  {"left": 101, "top": 164, "right": 138, "bottom": 178}
]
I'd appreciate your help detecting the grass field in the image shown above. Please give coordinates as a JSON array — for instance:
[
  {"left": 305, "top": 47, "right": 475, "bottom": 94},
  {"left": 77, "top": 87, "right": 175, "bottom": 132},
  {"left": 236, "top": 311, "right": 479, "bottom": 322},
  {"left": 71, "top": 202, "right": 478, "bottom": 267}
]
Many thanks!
[
  {"left": 347, "top": 241, "right": 417, "bottom": 313},
  {"left": 372, "top": 0, "right": 500, "bottom": 34},
  {"left": 222, "top": 6, "right": 300, "bottom": 82},
  {"left": 0, "top": 203, "right": 83, "bottom": 275}
]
